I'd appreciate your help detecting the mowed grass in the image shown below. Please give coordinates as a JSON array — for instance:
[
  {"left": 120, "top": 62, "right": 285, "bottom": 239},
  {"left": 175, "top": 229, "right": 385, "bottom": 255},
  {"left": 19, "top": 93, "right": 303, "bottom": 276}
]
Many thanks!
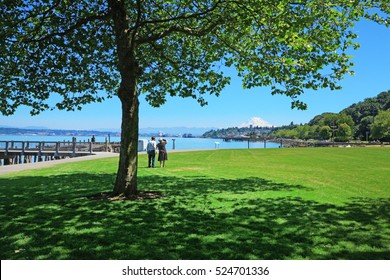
[{"left": 0, "top": 147, "right": 389, "bottom": 260}]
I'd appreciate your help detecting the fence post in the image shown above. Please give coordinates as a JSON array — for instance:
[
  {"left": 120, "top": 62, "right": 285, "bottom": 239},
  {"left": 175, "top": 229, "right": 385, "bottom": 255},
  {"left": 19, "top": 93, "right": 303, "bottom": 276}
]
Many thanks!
[
  {"left": 37, "top": 142, "right": 42, "bottom": 162},
  {"left": 54, "top": 142, "right": 60, "bottom": 157},
  {"left": 38, "top": 142, "right": 42, "bottom": 157},
  {"left": 72, "top": 139, "right": 76, "bottom": 157}
]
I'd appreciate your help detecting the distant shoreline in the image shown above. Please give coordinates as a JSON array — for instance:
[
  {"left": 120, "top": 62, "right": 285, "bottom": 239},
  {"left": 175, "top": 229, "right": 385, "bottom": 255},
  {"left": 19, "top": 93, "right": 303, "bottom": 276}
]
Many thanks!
[{"left": 0, "top": 127, "right": 205, "bottom": 138}]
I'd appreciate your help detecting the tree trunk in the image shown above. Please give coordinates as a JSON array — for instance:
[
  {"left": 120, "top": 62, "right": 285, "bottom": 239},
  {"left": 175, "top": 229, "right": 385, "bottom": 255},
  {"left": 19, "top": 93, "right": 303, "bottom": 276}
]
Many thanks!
[
  {"left": 113, "top": 86, "right": 139, "bottom": 197},
  {"left": 109, "top": 0, "right": 140, "bottom": 197}
]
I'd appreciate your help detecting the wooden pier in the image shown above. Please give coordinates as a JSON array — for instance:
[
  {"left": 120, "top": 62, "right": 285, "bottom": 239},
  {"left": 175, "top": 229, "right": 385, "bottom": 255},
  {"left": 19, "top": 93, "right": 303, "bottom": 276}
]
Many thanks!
[
  {"left": 222, "top": 136, "right": 283, "bottom": 148},
  {"left": 0, "top": 140, "right": 121, "bottom": 166}
]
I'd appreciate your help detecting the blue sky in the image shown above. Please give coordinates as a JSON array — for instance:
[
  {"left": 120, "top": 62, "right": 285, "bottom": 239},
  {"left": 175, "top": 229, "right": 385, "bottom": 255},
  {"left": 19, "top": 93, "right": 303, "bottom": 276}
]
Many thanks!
[{"left": 1, "top": 19, "right": 389, "bottom": 131}]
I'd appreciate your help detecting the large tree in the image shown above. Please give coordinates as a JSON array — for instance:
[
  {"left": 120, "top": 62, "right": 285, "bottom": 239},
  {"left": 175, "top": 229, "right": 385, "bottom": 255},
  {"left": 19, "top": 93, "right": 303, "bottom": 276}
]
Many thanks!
[
  {"left": 371, "top": 109, "right": 390, "bottom": 141},
  {"left": 1, "top": 0, "right": 389, "bottom": 196}
]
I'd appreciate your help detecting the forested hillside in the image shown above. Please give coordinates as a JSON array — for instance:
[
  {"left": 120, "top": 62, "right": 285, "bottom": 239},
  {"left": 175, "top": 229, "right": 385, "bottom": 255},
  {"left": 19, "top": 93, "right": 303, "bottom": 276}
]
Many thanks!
[
  {"left": 341, "top": 90, "right": 390, "bottom": 139},
  {"left": 273, "top": 90, "right": 390, "bottom": 141},
  {"left": 203, "top": 90, "right": 390, "bottom": 142}
]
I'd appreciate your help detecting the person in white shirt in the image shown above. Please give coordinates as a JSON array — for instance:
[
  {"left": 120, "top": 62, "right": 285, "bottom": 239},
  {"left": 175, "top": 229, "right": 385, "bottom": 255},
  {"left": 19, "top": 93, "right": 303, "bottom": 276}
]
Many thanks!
[{"left": 146, "top": 136, "right": 157, "bottom": 168}]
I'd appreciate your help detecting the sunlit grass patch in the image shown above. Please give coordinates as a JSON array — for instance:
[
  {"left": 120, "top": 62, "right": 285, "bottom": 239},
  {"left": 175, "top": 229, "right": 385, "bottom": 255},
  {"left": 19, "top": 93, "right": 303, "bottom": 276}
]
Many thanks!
[{"left": 1, "top": 147, "right": 389, "bottom": 259}]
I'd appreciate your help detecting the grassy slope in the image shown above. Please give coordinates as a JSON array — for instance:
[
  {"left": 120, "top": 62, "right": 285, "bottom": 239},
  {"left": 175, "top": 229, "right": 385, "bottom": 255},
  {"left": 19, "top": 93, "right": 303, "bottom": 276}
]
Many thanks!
[{"left": 0, "top": 147, "right": 389, "bottom": 259}]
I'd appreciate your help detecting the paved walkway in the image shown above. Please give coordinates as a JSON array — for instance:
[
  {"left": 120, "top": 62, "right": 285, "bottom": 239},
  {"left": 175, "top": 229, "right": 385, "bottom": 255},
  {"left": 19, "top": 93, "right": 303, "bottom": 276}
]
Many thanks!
[
  {"left": 0, "top": 152, "right": 119, "bottom": 175},
  {"left": 0, "top": 149, "right": 214, "bottom": 175}
]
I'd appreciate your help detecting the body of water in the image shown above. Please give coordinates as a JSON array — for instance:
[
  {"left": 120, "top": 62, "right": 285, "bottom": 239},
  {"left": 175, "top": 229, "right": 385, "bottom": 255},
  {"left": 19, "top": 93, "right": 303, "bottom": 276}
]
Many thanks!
[{"left": 0, "top": 135, "right": 282, "bottom": 150}]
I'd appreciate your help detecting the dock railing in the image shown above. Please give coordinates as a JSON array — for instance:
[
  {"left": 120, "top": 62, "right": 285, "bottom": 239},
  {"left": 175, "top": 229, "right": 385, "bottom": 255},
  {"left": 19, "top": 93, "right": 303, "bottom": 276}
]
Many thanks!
[{"left": 0, "top": 140, "right": 122, "bottom": 166}]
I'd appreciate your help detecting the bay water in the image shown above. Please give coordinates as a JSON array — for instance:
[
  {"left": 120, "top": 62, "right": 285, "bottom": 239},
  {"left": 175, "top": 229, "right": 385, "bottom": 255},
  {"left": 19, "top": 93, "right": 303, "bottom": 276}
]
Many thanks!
[{"left": 0, "top": 135, "right": 281, "bottom": 150}]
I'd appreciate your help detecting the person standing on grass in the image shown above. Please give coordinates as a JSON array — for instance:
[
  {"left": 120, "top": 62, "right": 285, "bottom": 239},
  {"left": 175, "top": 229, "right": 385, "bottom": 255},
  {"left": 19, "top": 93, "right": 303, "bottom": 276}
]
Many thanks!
[
  {"left": 157, "top": 138, "right": 168, "bottom": 168},
  {"left": 146, "top": 136, "right": 157, "bottom": 168}
]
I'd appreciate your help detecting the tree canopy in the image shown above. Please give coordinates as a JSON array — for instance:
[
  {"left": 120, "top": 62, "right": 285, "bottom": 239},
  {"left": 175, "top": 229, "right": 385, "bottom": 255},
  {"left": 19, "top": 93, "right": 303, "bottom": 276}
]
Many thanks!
[
  {"left": 2, "top": 0, "right": 389, "bottom": 114},
  {"left": 371, "top": 109, "right": 390, "bottom": 141},
  {"left": 341, "top": 90, "right": 390, "bottom": 138},
  {"left": 1, "top": 0, "right": 390, "bottom": 196}
]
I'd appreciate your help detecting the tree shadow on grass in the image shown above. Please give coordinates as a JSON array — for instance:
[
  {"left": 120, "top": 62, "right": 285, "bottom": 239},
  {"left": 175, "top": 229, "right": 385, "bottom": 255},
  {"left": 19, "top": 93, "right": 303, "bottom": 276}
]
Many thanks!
[{"left": 0, "top": 173, "right": 389, "bottom": 260}]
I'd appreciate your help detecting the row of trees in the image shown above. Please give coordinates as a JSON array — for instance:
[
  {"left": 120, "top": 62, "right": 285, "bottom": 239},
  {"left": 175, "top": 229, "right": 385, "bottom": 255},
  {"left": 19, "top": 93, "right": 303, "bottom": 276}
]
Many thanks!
[
  {"left": 204, "top": 91, "right": 390, "bottom": 142},
  {"left": 272, "top": 123, "right": 353, "bottom": 141},
  {"left": 370, "top": 110, "right": 390, "bottom": 141},
  {"left": 272, "top": 109, "right": 390, "bottom": 142},
  {"left": 341, "top": 90, "right": 390, "bottom": 139},
  {"left": 272, "top": 91, "right": 390, "bottom": 142},
  {"left": 271, "top": 113, "right": 354, "bottom": 141}
]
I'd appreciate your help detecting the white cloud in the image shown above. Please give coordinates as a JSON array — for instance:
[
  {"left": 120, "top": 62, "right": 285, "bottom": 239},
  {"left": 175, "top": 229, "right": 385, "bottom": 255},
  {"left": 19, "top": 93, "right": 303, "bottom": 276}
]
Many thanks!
[{"left": 239, "top": 117, "right": 273, "bottom": 128}]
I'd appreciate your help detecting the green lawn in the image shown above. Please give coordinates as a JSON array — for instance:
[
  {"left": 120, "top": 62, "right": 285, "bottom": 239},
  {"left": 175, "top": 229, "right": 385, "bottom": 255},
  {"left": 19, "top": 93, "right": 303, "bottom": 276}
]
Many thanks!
[{"left": 0, "top": 147, "right": 389, "bottom": 259}]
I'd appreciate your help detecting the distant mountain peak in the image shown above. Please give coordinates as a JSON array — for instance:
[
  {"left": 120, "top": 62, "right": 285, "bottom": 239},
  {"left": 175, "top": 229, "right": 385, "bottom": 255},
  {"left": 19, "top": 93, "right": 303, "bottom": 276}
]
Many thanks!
[{"left": 239, "top": 117, "right": 273, "bottom": 128}]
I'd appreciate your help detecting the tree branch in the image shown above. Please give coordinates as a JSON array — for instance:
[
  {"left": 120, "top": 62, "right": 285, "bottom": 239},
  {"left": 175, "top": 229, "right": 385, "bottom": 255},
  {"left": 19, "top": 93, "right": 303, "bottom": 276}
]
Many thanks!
[
  {"left": 137, "top": 17, "right": 223, "bottom": 44},
  {"left": 136, "top": 0, "right": 225, "bottom": 44},
  {"left": 7, "top": 0, "right": 61, "bottom": 28},
  {"left": 149, "top": 41, "right": 181, "bottom": 71},
  {"left": 22, "top": 12, "right": 111, "bottom": 44},
  {"left": 129, "top": 0, "right": 143, "bottom": 52},
  {"left": 139, "top": 0, "right": 224, "bottom": 26}
]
